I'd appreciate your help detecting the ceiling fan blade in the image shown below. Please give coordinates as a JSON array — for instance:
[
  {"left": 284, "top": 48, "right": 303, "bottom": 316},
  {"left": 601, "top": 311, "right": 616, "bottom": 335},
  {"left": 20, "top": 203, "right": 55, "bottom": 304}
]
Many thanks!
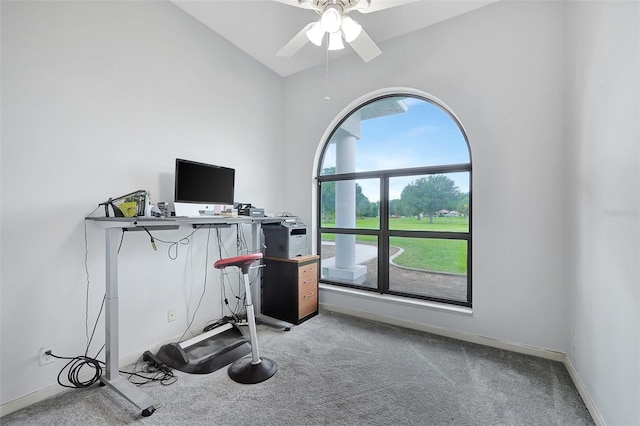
[
  {"left": 272, "top": 0, "right": 320, "bottom": 10},
  {"left": 347, "top": 27, "right": 382, "bottom": 62},
  {"left": 356, "top": 0, "right": 420, "bottom": 14},
  {"left": 276, "top": 23, "right": 314, "bottom": 57},
  {"left": 272, "top": 0, "right": 301, "bottom": 7}
]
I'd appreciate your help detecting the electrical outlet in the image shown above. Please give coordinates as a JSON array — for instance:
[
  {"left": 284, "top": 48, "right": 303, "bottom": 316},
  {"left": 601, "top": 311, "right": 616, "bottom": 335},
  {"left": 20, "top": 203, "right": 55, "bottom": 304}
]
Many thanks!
[
  {"left": 39, "top": 346, "right": 55, "bottom": 366},
  {"left": 167, "top": 308, "right": 176, "bottom": 322}
]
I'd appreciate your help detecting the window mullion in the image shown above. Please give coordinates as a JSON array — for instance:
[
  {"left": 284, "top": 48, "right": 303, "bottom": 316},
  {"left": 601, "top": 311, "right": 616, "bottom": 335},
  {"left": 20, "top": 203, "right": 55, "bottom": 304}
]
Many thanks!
[
  {"left": 379, "top": 174, "right": 389, "bottom": 294},
  {"left": 388, "top": 230, "right": 470, "bottom": 240}
]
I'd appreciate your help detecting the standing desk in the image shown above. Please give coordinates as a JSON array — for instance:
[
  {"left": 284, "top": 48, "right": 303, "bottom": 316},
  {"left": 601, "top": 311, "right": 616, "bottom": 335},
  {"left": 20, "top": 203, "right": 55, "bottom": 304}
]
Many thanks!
[{"left": 86, "top": 216, "right": 292, "bottom": 416}]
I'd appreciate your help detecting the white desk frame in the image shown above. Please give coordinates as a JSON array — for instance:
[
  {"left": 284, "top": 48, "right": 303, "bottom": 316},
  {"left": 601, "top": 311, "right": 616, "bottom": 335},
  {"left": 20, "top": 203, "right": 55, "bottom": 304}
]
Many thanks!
[{"left": 86, "top": 216, "right": 291, "bottom": 416}]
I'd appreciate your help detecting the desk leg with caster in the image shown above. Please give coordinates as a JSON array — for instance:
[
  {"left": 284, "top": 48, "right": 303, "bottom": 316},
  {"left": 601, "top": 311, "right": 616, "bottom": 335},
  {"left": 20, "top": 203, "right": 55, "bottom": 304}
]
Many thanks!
[
  {"left": 255, "top": 314, "right": 292, "bottom": 331},
  {"left": 102, "top": 227, "right": 156, "bottom": 417}
]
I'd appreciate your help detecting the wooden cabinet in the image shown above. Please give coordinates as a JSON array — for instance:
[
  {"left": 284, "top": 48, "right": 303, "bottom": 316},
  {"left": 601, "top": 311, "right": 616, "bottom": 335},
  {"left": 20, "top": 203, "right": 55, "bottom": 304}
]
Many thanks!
[{"left": 261, "top": 255, "right": 319, "bottom": 325}]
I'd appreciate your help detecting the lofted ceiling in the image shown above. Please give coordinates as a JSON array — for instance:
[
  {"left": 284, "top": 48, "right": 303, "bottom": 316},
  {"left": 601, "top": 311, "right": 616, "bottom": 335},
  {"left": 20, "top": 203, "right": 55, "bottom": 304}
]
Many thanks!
[{"left": 170, "top": 0, "right": 497, "bottom": 77}]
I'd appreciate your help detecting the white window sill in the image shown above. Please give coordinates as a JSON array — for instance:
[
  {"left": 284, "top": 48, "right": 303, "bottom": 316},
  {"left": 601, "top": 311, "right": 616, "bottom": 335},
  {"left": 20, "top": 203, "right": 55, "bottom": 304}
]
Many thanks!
[{"left": 318, "top": 283, "right": 473, "bottom": 316}]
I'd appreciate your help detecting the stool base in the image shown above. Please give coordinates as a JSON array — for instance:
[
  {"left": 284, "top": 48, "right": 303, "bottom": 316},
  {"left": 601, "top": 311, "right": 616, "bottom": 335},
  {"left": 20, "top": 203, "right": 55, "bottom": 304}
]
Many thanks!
[{"left": 228, "top": 356, "right": 277, "bottom": 384}]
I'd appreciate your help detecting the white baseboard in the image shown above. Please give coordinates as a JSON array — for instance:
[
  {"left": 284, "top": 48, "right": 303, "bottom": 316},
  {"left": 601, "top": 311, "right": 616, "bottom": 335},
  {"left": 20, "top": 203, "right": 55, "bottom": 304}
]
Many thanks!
[
  {"left": 320, "top": 304, "right": 605, "bottom": 425},
  {"left": 320, "top": 304, "right": 565, "bottom": 361},
  {"left": 0, "top": 384, "right": 67, "bottom": 419},
  {"left": 563, "top": 354, "right": 606, "bottom": 426}
]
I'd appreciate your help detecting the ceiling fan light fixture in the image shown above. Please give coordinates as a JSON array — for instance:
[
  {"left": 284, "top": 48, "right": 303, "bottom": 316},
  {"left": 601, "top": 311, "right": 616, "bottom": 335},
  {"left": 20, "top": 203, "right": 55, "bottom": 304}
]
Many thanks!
[
  {"left": 321, "top": 5, "right": 343, "bottom": 33},
  {"left": 341, "top": 16, "right": 362, "bottom": 42},
  {"left": 306, "top": 21, "right": 325, "bottom": 46},
  {"left": 328, "top": 31, "right": 345, "bottom": 50}
]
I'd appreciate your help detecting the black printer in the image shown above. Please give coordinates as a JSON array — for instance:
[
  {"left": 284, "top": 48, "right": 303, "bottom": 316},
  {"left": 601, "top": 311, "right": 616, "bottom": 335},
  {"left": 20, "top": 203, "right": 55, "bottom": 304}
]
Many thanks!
[{"left": 262, "top": 219, "right": 308, "bottom": 258}]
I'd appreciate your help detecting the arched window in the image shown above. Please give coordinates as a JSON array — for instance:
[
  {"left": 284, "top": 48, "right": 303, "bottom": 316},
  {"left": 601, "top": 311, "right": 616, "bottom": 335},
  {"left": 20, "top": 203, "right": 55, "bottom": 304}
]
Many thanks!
[{"left": 316, "top": 93, "right": 472, "bottom": 306}]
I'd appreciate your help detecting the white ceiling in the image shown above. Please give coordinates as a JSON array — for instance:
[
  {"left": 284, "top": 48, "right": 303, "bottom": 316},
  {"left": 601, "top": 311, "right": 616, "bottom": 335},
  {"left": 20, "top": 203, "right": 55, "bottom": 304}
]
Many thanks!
[{"left": 170, "top": 0, "right": 497, "bottom": 77}]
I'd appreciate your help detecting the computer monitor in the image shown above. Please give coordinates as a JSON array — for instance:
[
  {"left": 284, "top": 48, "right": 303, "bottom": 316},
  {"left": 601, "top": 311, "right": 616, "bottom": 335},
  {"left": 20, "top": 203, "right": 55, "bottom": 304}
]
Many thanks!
[{"left": 174, "top": 158, "right": 235, "bottom": 216}]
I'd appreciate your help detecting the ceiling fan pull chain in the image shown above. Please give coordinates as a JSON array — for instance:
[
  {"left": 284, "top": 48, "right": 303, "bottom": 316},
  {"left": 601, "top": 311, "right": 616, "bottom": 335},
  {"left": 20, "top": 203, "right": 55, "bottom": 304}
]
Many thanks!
[{"left": 324, "top": 35, "right": 331, "bottom": 101}]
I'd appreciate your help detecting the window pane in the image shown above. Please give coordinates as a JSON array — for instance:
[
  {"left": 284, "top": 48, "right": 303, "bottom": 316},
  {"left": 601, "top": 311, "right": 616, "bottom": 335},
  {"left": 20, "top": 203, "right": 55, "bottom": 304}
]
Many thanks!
[
  {"left": 389, "top": 237, "right": 467, "bottom": 302},
  {"left": 320, "top": 233, "right": 378, "bottom": 288},
  {"left": 389, "top": 172, "right": 469, "bottom": 232},
  {"left": 320, "top": 96, "right": 469, "bottom": 176},
  {"left": 320, "top": 179, "right": 380, "bottom": 229}
]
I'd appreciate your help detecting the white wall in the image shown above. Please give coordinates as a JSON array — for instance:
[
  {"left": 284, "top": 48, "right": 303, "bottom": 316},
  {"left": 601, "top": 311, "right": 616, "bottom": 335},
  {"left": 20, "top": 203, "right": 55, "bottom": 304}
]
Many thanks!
[
  {"left": 282, "top": 1, "right": 640, "bottom": 422},
  {"left": 2, "top": 0, "right": 638, "bottom": 422},
  {"left": 283, "top": 1, "right": 568, "bottom": 351},
  {"left": 565, "top": 2, "right": 640, "bottom": 425},
  {"left": 1, "top": 0, "right": 283, "bottom": 407}
]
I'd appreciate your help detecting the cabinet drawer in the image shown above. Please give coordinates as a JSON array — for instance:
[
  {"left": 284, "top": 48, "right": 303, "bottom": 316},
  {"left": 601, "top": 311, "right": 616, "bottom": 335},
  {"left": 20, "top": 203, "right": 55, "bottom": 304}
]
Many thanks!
[
  {"left": 298, "top": 287, "right": 317, "bottom": 319},
  {"left": 298, "top": 263, "right": 317, "bottom": 319},
  {"left": 298, "top": 262, "right": 317, "bottom": 284}
]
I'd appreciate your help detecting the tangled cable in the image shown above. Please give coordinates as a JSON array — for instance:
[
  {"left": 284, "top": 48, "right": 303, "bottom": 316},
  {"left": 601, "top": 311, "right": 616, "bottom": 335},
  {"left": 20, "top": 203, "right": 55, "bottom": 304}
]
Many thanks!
[{"left": 49, "top": 353, "right": 103, "bottom": 389}]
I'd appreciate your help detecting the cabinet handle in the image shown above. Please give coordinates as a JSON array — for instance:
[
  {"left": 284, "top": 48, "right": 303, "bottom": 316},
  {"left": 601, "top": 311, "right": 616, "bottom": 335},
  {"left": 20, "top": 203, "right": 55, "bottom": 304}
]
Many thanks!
[{"left": 303, "top": 293, "right": 314, "bottom": 298}]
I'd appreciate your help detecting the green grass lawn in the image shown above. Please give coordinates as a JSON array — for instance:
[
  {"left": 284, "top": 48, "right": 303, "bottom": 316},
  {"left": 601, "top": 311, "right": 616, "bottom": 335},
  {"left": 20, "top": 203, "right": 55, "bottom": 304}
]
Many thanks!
[
  {"left": 321, "top": 216, "right": 468, "bottom": 274},
  {"left": 389, "top": 216, "right": 469, "bottom": 232},
  {"left": 390, "top": 237, "right": 467, "bottom": 274},
  {"left": 322, "top": 216, "right": 469, "bottom": 232}
]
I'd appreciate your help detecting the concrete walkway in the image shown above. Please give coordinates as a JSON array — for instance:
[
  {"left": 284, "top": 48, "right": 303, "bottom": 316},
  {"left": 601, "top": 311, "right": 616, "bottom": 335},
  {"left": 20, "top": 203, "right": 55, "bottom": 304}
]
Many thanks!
[
  {"left": 321, "top": 241, "right": 406, "bottom": 266},
  {"left": 320, "top": 241, "right": 378, "bottom": 269}
]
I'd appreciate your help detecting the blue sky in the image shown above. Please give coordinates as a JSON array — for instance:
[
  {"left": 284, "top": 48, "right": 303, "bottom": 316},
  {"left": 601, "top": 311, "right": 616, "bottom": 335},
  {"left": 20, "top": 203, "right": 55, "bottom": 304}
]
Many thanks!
[{"left": 321, "top": 96, "right": 470, "bottom": 202}]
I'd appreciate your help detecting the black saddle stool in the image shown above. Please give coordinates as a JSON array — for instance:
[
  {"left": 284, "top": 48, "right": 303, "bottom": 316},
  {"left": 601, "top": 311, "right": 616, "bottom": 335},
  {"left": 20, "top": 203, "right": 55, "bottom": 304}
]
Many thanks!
[{"left": 213, "top": 252, "right": 277, "bottom": 384}]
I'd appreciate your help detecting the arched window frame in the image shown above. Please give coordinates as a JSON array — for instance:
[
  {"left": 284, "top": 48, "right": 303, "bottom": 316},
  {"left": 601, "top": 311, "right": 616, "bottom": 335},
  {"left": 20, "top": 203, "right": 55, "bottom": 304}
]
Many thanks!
[{"left": 313, "top": 88, "right": 472, "bottom": 307}]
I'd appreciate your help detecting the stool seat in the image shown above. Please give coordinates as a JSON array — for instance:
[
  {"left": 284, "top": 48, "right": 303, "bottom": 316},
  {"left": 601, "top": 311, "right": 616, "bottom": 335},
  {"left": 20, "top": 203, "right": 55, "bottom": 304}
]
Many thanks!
[
  {"left": 214, "top": 253, "right": 263, "bottom": 272},
  {"left": 213, "top": 251, "right": 277, "bottom": 384}
]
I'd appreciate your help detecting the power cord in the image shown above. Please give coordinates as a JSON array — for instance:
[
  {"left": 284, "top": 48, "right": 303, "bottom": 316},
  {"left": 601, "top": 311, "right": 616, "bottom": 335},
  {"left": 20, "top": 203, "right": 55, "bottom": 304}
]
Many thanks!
[
  {"left": 121, "top": 352, "right": 177, "bottom": 386},
  {"left": 140, "top": 225, "right": 204, "bottom": 260},
  {"left": 173, "top": 226, "right": 214, "bottom": 345},
  {"left": 142, "top": 227, "right": 157, "bottom": 251},
  {"left": 47, "top": 349, "right": 177, "bottom": 388},
  {"left": 47, "top": 350, "right": 103, "bottom": 389}
]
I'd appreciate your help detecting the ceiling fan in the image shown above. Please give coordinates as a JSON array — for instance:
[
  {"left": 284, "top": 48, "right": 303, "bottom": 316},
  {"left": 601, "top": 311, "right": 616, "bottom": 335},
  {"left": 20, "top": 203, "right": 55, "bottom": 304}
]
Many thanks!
[{"left": 276, "top": 0, "right": 413, "bottom": 62}]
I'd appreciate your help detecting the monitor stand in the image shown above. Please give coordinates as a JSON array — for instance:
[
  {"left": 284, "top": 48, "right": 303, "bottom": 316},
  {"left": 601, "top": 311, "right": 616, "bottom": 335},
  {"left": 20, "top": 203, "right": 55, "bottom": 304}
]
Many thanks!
[{"left": 174, "top": 202, "right": 226, "bottom": 217}]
